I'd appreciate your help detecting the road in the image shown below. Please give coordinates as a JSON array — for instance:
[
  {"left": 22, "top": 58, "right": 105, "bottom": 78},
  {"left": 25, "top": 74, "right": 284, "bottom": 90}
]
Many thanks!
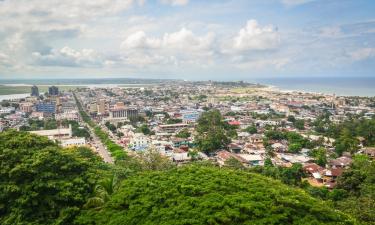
[
  {"left": 74, "top": 92, "right": 114, "bottom": 164},
  {"left": 85, "top": 122, "right": 114, "bottom": 164}
]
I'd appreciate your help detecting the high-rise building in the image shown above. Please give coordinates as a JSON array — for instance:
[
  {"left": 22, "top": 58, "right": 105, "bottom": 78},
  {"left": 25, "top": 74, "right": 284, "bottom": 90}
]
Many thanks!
[
  {"left": 31, "top": 85, "right": 39, "bottom": 97},
  {"left": 97, "top": 99, "right": 106, "bottom": 114},
  {"left": 49, "top": 86, "right": 59, "bottom": 96}
]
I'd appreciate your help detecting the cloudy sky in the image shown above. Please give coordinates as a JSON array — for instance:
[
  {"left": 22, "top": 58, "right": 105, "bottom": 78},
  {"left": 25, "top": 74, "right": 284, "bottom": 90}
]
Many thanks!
[{"left": 0, "top": 0, "right": 374, "bottom": 80}]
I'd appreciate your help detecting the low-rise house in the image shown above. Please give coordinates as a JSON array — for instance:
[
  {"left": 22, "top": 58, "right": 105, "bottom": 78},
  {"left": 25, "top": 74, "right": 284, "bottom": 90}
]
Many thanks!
[
  {"left": 216, "top": 150, "right": 245, "bottom": 166},
  {"left": 237, "top": 154, "right": 264, "bottom": 166},
  {"left": 362, "top": 147, "right": 375, "bottom": 159},
  {"left": 130, "top": 133, "right": 150, "bottom": 151},
  {"left": 329, "top": 156, "right": 352, "bottom": 169}
]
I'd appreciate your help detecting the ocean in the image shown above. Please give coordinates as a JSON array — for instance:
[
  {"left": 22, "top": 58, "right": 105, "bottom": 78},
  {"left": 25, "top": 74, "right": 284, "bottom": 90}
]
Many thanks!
[
  {"left": 249, "top": 77, "right": 375, "bottom": 97},
  {"left": 0, "top": 77, "right": 374, "bottom": 98}
]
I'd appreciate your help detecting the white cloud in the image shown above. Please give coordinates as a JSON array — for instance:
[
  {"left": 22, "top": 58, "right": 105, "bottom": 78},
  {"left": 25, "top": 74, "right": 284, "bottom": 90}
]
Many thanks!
[
  {"left": 0, "top": 52, "right": 12, "bottom": 67},
  {"left": 120, "top": 28, "right": 215, "bottom": 67},
  {"left": 121, "top": 31, "right": 161, "bottom": 49},
  {"left": 230, "top": 20, "right": 280, "bottom": 52},
  {"left": 350, "top": 48, "right": 375, "bottom": 61},
  {"left": 160, "top": 0, "right": 189, "bottom": 6},
  {"left": 281, "top": 0, "right": 315, "bottom": 6},
  {"left": 32, "top": 46, "right": 104, "bottom": 67},
  {"left": 121, "top": 28, "right": 214, "bottom": 51}
]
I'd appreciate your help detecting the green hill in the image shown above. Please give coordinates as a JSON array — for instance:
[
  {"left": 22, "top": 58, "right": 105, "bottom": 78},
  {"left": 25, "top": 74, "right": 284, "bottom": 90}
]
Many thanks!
[{"left": 76, "top": 165, "right": 355, "bottom": 225}]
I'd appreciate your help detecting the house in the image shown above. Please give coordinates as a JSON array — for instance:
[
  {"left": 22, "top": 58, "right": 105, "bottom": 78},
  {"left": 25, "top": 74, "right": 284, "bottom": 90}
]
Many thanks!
[
  {"left": 249, "top": 134, "right": 263, "bottom": 144},
  {"left": 228, "top": 143, "right": 242, "bottom": 153},
  {"left": 130, "top": 133, "right": 150, "bottom": 151},
  {"left": 216, "top": 150, "right": 245, "bottom": 166},
  {"left": 329, "top": 156, "right": 352, "bottom": 168},
  {"left": 237, "top": 154, "right": 264, "bottom": 166},
  {"left": 362, "top": 147, "right": 375, "bottom": 159},
  {"left": 272, "top": 142, "right": 287, "bottom": 152}
]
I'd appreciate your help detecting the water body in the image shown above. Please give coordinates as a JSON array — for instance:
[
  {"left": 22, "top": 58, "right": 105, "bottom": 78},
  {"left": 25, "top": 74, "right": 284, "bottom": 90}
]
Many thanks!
[{"left": 250, "top": 77, "right": 375, "bottom": 97}]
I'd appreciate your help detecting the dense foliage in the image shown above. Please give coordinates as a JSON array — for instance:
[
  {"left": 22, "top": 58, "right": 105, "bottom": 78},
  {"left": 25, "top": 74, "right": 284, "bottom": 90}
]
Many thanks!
[
  {"left": 0, "top": 130, "right": 104, "bottom": 225},
  {"left": 313, "top": 114, "right": 375, "bottom": 155},
  {"left": 335, "top": 155, "right": 375, "bottom": 224},
  {"left": 195, "top": 110, "right": 231, "bottom": 154},
  {"left": 76, "top": 165, "right": 354, "bottom": 225}
]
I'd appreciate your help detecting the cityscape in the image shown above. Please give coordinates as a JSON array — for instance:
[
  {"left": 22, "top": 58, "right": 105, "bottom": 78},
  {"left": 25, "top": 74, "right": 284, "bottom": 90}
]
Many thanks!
[{"left": 1, "top": 0, "right": 375, "bottom": 224}]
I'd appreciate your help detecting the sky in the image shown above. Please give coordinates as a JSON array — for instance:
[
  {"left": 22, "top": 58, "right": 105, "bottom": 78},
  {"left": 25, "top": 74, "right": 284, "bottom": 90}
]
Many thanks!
[{"left": 0, "top": 0, "right": 374, "bottom": 80}]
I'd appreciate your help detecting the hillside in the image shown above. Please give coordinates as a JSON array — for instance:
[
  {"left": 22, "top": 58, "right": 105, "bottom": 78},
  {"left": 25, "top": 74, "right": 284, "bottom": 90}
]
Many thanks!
[{"left": 76, "top": 165, "right": 354, "bottom": 225}]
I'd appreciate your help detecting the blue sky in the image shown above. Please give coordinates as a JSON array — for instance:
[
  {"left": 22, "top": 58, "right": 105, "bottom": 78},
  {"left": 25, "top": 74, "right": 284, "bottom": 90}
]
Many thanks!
[{"left": 0, "top": 0, "right": 374, "bottom": 80}]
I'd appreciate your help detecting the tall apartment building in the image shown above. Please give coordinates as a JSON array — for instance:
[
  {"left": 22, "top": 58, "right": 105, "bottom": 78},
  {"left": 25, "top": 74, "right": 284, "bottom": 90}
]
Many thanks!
[
  {"left": 48, "top": 86, "right": 59, "bottom": 96},
  {"left": 97, "top": 99, "right": 106, "bottom": 114},
  {"left": 31, "top": 85, "right": 39, "bottom": 97}
]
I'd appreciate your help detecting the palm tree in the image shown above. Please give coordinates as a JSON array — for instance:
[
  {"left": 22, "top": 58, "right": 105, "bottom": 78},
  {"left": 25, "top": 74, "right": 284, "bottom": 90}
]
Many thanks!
[{"left": 84, "top": 175, "right": 119, "bottom": 209}]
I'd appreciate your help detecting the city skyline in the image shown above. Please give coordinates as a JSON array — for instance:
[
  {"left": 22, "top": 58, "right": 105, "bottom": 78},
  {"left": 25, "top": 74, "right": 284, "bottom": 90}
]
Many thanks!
[{"left": 0, "top": 0, "right": 375, "bottom": 80}]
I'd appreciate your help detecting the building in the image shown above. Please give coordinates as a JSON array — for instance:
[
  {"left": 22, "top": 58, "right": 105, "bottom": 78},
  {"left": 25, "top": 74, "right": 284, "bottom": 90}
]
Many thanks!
[
  {"left": 61, "top": 138, "right": 86, "bottom": 147},
  {"left": 55, "top": 111, "right": 80, "bottom": 121},
  {"left": 19, "top": 102, "right": 34, "bottom": 113},
  {"left": 48, "top": 86, "right": 59, "bottom": 96},
  {"left": 36, "top": 102, "right": 56, "bottom": 113},
  {"left": 130, "top": 133, "right": 149, "bottom": 151},
  {"left": 114, "top": 101, "right": 125, "bottom": 109},
  {"left": 158, "top": 123, "right": 189, "bottom": 133},
  {"left": 109, "top": 108, "right": 138, "bottom": 119},
  {"left": 30, "top": 125, "right": 72, "bottom": 140},
  {"left": 31, "top": 85, "right": 39, "bottom": 97},
  {"left": 97, "top": 99, "right": 106, "bottom": 114},
  {"left": 181, "top": 110, "right": 200, "bottom": 123}
]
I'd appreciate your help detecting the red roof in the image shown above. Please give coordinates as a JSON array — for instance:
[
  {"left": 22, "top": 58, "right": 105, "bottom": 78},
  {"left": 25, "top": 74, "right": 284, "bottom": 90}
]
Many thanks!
[
  {"left": 228, "top": 121, "right": 241, "bottom": 126},
  {"left": 303, "top": 163, "right": 324, "bottom": 174}
]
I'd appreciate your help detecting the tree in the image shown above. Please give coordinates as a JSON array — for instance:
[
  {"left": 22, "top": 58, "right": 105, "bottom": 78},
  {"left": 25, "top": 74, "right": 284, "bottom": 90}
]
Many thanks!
[
  {"left": 288, "top": 143, "right": 302, "bottom": 153},
  {"left": 225, "top": 157, "right": 245, "bottom": 170},
  {"left": 244, "top": 125, "right": 257, "bottom": 134},
  {"left": 136, "top": 124, "right": 151, "bottom": 135},
  {"left": 310, "top": 147, "right": 327, "bottom": 167},
  {"left": 76, "top": 165, "right": 354, "bottom": 225},
  {"left": 335, "top": 128, "right": 359, "bottom": 155},
  {"left": 176, "top": 128, "right": 191, "bottom": 138},
  {"left": 287, "top": 115, "right": 296, "bottom": 123},
  {"left": 294, "top": 119, "right": 305, "bottom": 130},
  {"left": 334, "top": 154, "right": 375, "bottom": 223},
  {"left": 195, "top": 110, "right": 231, "bottom": 154},
  {"left": 0, "top": 130, "right": 103, "bottom": 225}
]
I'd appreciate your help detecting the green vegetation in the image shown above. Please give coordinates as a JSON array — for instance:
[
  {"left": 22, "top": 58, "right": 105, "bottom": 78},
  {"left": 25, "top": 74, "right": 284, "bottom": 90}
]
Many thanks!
[
  {"left": 0, "top": 129, "right": 365, "bottom": 224},
  {"left": 313, "top": 115, "right": 375, "bottom": 155},
  {"left": 76, "top": 165, "right": 354, "bottom": 225},
  {"left": 301, "top": 155, "right": 375, "bottom": 224},
  {"left": 105, "top": 121, "right": 117, "bottom": 133},
  {"left": 62, "top": 120, "right": 91, "bottom": 139},
  {"left": 19, "top": 118, "right": 57, "bottom": 131},
  {"left": 176, "top": 128, "right": 191, "bottom": 138},
  {"left": 195, "top": 110, "right": 231, "bottom": 154},
  {"left": 135, "top": 124, "right": 153, "bottom": 135},
  {"left": 243, "top": 125, "right": 257, "bottom": 134},
  {"left": 0, "top": 130, "right": 106, "bottom": 225},
  {"left": 167, "top": 118, "right": 183, "bottom": 124},
  {"left": 335, "top": 155, "right": 375, "bottom": 223},
  {"left": 264, "top": 130, "right": 314, "bottom": 153}
]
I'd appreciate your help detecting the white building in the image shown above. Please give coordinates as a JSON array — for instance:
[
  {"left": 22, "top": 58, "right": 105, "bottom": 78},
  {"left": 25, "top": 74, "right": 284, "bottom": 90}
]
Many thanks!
[{"left": 61, "top": 138, "right": 86, "bottom": 147}]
